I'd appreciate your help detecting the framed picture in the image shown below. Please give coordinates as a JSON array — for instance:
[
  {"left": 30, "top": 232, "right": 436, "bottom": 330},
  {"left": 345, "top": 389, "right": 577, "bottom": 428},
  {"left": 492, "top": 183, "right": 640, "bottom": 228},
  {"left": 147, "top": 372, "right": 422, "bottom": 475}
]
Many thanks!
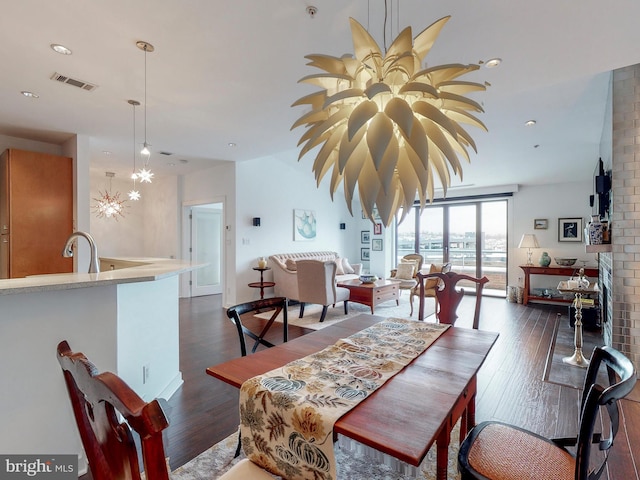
[
  {"left": 534, "top": 218, "right": 548, "bottom": 230},
  {"left": 293, "top": 209, "right": 316, "bottom": 241},
  {"left": 361, "top": 231, "right": 370, "bottom": 244},
  {"left": 373, "top": 223, "right": 382, "bottom": 235},
  {"left": 372, "top": 239, "right": 383, "bottom": 251},
  {"left": 361, "top": 248, "right": 370, "bottom": 261},
  {"left": 558, "top": 217, "right": 583, "bottom": 242}
]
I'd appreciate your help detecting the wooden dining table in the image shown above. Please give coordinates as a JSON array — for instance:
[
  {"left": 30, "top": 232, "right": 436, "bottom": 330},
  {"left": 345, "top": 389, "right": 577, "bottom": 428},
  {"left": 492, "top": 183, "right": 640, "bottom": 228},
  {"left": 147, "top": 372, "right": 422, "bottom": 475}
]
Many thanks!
[{"left": 206, "top": 314, "right": 499, "bottom": 480}]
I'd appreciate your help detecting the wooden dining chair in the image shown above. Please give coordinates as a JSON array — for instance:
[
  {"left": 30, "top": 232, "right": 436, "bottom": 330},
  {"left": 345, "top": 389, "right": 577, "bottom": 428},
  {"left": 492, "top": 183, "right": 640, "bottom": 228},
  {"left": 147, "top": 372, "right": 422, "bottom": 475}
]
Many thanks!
[
  {"left": 416, "top": 270, "right": 488, "bottom": 328},
  {"left": 458, "top": 345, "right": 637, "bottom": 480},
  {"left": 56, "top": 340, "right": 273, "bottom": 480},
  {"left": 226, "top": 296, "right": 288, "bottom": 356},
  {"left": 410, "top": 262, "right": 451, "bottom": 318},
  {"left": 226, "top": 296, "right": 289, "bottom": 456}
]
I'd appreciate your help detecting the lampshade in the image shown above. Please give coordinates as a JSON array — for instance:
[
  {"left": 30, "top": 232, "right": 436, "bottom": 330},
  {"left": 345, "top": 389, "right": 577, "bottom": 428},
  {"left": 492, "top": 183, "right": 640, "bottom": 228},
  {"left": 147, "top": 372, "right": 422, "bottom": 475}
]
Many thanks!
[
  {"left": 518, "top": 234, "right": 540, "bottom": 249},
  {"left": 292, "top": 15, "right": 487, "bottom": 227}
]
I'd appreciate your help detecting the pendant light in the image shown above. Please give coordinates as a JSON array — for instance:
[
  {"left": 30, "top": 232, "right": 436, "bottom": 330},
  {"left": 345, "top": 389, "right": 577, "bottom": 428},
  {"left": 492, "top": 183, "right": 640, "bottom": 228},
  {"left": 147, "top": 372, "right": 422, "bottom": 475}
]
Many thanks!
[
  {"left": 93, "top": 172, "right": 126, "bottom": 219},
  {"left": 291, "top": 1, "right": 488, "bottom": 227},
  {"left": 136, "top": 40, "right": 154, "bottom": 183},
  {"left": 127, "top": 99, "right": 141, "bottom": 200}
]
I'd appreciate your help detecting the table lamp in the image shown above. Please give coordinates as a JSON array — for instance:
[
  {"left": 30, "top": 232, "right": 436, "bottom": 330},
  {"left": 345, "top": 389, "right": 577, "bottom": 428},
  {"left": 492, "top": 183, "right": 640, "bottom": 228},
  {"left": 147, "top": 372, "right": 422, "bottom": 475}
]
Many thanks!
[{"left": 518, "top": 233, "right": 539, "bottom": 266}]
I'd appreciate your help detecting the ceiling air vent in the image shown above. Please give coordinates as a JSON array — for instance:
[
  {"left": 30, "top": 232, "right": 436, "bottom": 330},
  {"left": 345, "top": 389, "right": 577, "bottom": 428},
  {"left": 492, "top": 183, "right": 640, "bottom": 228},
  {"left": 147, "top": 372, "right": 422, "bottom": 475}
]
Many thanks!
[
  {"left": 159, "top": 151, "right": 173, "bottom": 156},
  {"left": 50, "top": 72, "right": 98, "bottom": 92}
]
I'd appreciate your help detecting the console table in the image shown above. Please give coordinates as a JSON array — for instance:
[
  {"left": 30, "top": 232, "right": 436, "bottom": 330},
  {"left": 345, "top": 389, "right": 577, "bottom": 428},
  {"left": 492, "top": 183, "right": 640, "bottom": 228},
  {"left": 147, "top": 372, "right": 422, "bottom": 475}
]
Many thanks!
[{"left": 519, "top": 265, "right": 598, "bottom": 305}]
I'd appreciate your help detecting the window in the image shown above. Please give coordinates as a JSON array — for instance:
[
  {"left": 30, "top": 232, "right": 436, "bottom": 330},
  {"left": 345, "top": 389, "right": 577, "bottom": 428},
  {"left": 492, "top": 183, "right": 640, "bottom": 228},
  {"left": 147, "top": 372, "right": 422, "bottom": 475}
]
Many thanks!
[{"left": 396, "top": 198, "right": 508, "bottom": 295}]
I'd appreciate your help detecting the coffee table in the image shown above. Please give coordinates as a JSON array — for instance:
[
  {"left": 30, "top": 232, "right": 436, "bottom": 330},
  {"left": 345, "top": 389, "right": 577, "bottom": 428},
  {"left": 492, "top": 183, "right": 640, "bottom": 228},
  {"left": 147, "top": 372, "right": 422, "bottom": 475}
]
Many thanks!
[{"left": 337, "top": 278, "right": 400, "bottom": 313}]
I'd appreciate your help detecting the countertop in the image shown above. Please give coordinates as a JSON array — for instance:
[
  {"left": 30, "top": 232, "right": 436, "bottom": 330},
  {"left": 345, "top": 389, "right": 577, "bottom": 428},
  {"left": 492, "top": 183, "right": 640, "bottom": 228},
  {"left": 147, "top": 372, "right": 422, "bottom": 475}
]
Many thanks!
[{"left": 0, "top": 257, "right": 202, "bottom": 295}]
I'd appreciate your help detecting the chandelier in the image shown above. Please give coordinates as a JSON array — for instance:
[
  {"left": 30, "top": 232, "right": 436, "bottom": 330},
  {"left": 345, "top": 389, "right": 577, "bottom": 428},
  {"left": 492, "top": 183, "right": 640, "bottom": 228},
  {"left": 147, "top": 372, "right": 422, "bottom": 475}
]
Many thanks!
[
  {"left": 136, "top": 40, "right": 154, "bottom": 184},
  {"left": 292, "top": 13, "right": 487, "bottom": 227},
  {"left": 93, "top": 172, "right": 126, "bottom": 219}
]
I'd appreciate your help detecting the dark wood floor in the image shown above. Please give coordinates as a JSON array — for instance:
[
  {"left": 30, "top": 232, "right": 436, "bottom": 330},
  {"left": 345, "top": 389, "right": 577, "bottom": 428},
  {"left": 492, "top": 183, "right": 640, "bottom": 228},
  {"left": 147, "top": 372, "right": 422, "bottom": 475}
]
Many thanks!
[{"left": 162, "top": 295, "right": 639, "bottom": 478}]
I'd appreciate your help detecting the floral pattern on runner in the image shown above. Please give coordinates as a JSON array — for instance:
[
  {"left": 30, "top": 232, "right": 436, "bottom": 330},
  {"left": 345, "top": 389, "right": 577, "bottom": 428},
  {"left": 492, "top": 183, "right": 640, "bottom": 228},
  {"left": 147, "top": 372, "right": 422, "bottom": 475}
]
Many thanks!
[{"left": 239, "top": 317, "right": 450, "bottom": 480}]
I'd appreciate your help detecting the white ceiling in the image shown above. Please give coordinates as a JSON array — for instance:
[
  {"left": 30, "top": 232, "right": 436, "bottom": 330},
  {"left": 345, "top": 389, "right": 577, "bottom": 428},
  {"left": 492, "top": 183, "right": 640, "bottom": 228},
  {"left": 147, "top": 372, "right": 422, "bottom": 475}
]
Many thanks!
[{"left": 1, "top": 1, "right": 639, "bottom": 189}]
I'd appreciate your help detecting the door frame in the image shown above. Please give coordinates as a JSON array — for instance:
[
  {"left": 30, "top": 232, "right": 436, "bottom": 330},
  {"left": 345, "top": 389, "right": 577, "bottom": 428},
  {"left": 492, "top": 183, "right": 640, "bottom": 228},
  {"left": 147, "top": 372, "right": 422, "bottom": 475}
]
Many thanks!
[{"left": 181, "top": 196, "right": 226, "bottom": 301}]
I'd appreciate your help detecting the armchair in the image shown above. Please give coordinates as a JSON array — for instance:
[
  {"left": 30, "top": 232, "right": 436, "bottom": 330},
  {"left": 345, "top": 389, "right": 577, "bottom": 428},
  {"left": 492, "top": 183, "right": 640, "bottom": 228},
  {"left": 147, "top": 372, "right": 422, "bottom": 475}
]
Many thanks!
[
  {"left": 389, "top": 253, "right": 423, "bottom": 297},
  {"left": 296, "top": 260, "right": 350, "bottom": 322}
]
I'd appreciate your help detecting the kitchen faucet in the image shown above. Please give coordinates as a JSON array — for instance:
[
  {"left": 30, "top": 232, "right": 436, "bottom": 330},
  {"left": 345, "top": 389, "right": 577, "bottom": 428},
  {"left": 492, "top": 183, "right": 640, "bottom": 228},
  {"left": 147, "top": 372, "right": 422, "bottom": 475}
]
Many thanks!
[{"left": 62, "top": 231, "right": 100, "bottom": 274}]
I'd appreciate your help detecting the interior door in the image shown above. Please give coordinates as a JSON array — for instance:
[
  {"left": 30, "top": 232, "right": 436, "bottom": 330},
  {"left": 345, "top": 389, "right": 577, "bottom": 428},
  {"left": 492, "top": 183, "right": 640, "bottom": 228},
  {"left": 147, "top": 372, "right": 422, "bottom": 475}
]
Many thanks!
[{"left": 190, "top": 204, "right": 223, "bottom": 296}]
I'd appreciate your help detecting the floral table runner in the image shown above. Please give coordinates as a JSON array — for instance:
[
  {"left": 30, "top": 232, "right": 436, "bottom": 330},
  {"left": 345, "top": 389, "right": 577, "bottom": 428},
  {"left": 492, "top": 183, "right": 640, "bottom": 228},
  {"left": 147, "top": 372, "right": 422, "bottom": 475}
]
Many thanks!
[{"left": 238, "top": 317, "right": 450, "bottom": 480}]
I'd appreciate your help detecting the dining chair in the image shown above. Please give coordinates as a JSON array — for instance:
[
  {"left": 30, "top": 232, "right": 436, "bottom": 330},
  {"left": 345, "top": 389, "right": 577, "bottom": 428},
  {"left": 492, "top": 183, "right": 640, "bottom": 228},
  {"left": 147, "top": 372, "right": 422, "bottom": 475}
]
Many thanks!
[
  {"left": 415, "top": 270, "right": 488, "bottom": 328},
  {"left": 410, "top": 263, "right": 451, "bottom": 318},
  {"left": 389, "top": 253, "right": 423, "bottom": 298},
  {"left": 458, "top": 345, "right": 637, "bottom": 480},
  {"left": 226, "top": 296, "right": 289, "bottom": 356},
  {"left": 296, "top": 260, "right": 350, "bottom": 322},
  {"left": 56, "top": 340, "right": 273, "bottom": 480}
]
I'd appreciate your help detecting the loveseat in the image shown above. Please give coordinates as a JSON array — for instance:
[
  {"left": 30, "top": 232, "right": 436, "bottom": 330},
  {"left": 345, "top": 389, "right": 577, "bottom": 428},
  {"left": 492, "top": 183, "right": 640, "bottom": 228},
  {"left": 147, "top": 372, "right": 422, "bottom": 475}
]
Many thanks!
[{"left": 269, "top": 251, "right": 361, "bottom": 302}]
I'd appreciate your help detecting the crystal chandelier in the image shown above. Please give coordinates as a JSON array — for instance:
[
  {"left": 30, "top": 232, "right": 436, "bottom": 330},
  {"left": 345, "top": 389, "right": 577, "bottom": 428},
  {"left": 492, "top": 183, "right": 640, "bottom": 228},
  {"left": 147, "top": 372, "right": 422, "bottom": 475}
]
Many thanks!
[
  {"left": 127, "top": 99, "right": 141, "bottom": 200},
  {"left": 292, "top": 9, "right": 487, "bottom": 227},
  {"left": 93, "top": 172, "right": 126, "bottom": 219},
  {"left": 136, "top": 40, "right": 154, "bottom": 183}
]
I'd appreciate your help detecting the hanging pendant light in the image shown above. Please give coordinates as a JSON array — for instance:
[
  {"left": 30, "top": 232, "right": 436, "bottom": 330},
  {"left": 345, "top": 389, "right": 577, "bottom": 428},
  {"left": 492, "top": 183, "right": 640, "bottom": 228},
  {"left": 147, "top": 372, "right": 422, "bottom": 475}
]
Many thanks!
[
  {"left": 93, "top": 172, "right": 126, "bottom": 219},
  {"left": 291, "top": 3, "right": 488, "bottom": 227},
  {"left": 136, "top": 40, "right": 154, "bottom": 183},
  {"left": 127, "top": 99, "right": 141, "bottom": 200}
]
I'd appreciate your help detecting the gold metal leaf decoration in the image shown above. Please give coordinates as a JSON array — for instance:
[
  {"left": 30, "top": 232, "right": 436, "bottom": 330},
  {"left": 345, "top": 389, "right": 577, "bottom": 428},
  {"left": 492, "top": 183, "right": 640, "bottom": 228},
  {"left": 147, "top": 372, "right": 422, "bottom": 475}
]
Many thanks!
[{"left": 292, "top": 16, "right": 488, "bottom": 227}]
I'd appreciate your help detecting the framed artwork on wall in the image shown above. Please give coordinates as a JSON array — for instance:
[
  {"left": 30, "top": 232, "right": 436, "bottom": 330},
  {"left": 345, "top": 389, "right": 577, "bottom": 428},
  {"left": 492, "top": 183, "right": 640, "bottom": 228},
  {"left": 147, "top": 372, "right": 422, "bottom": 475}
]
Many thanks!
[
  {"left": 534, "top": 219, "right": 548, "bottom": 230},
  {"left": 293, "top": 209, "right": 316, "bottom": 241},
  {"left": 558, "top": 217, "right": 583, "bottom": 242},
  {"left": 361, "top": 248, "right": 370, "bottom": 261},
  {"left": 373, "top": 223, "right": 382, "bottom": 235},
  {"left": 372, "top": 239, "right": 383, "bottom": 251},
  {"left": 361, "top": 231, "right": 370, "bottom": 244}
]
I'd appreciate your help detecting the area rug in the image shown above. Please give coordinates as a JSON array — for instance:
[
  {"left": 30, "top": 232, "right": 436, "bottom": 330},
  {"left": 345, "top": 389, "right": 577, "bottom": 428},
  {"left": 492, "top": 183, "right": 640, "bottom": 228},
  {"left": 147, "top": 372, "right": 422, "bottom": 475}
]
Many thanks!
[
  {"left": 172, "top": 423, "right": 461, "bottom": 479},
  {"left": 255, "top": 298, "right": 436, "bottom": 330}
]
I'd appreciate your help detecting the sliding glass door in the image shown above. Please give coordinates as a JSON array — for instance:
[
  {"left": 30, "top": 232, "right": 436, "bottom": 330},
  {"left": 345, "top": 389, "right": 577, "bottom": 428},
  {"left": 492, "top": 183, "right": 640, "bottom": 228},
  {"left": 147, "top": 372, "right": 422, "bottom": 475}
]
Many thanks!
[{"left": 396, "top": 199, "right": 507, "bottom": 294}]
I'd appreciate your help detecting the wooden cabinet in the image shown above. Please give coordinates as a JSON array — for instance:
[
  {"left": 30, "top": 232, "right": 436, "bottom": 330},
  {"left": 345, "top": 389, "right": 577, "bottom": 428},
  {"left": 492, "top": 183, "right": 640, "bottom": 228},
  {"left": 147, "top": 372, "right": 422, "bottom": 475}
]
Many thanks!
[
  {"left": 519, "top": 265, "right": 599, "bottom": 305},
  {"left": 0, "top": 149, "right": 73, "bottom": 278}
]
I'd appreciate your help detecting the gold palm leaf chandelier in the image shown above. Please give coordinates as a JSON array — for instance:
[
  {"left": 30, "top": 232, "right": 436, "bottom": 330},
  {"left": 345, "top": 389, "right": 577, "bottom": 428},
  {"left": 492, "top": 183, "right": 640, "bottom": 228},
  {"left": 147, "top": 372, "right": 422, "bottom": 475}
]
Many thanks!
[{"left": 292, "top": 15, "right": 488, "bottom": 227}]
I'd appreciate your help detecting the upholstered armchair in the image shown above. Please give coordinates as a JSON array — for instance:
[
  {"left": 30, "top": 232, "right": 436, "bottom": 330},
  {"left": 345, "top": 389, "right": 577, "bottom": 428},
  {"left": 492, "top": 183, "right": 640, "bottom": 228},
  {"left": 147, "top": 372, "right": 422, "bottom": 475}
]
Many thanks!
[
  {"left": 296, "top": 260, "right": 350, "bottom": 322},
  {"left": 389, "top": 253, "right": 424, "bottom": 297}
]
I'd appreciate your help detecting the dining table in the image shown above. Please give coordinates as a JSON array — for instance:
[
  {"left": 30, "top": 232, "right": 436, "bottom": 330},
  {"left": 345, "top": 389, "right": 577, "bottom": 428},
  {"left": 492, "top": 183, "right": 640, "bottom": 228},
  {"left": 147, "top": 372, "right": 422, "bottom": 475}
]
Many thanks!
[{"left": 206, "top": 313, "right": 499, "bottom": 480}]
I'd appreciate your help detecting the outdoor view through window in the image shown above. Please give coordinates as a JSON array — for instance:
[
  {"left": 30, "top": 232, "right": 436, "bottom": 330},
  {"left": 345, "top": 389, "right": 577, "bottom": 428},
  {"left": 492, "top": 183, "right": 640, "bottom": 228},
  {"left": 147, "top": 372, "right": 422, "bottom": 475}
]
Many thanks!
[{"left": 397, "top": 200, "right": 507, "bottom": 294}]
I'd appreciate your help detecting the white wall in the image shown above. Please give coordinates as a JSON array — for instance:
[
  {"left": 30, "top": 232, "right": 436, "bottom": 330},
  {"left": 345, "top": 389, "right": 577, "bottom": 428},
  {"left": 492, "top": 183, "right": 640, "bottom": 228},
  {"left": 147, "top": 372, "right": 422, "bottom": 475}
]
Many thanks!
[
  {"left": 234, "top": 151, "right": 361, "bottom": 304},
  {"left": 510, "top": 180, "right": 594, "bottom": 289}
]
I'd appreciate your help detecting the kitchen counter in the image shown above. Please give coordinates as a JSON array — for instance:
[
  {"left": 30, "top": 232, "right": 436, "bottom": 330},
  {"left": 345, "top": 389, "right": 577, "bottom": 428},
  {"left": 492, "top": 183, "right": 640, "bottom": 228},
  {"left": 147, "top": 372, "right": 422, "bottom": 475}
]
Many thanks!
[
  {"left": 0, "top": 257, "right": 199, "bottom": 295},
  {"left": 0, "top": 257, "right": 203, "bottom": 474}
]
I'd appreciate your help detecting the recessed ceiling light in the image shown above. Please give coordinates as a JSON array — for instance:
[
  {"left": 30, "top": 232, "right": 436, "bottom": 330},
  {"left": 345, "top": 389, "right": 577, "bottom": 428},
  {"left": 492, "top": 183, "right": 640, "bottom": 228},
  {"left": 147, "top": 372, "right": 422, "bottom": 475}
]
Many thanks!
[
  {"left": 485, "top": 58, "right": 502, "bottom": 68},
  {"left": 228, "top": 142, "right": 236, "bottom": 147},
  {"left": 102, "top": 151, "right": 112, "bottom": 155},
  {"left": 525, "top": 120, "right": 536, "bottom": 127},
  {"left": 21, "top": 91, "right": 39, "bottom": 98},
  {"left": 51, "top": 44, "right": 72, "bottom": 55},
  {"left": 167, "top": 162, "right": 176, "bottom": 167}
]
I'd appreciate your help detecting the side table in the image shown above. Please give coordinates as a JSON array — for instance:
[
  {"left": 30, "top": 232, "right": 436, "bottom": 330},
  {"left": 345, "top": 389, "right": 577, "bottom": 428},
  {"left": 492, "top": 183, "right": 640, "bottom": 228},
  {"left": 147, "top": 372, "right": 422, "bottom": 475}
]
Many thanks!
[{"left": 248, "top": 267, "right": 275, "bottom": 299}]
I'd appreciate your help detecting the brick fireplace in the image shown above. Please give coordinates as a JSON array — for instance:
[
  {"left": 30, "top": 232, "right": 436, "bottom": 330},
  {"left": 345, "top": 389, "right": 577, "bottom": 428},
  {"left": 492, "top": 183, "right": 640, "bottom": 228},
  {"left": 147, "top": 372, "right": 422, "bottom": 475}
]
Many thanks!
[{"left": 603, "top": 64, "right": 640, "bottom": 369}]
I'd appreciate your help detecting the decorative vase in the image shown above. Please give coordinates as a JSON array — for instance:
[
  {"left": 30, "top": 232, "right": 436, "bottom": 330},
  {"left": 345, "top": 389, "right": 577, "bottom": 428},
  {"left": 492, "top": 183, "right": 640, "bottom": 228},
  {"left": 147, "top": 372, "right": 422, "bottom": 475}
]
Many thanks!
[
  {"left": 588, "top": 215, "right": 604, "bottom": 245},
  {"left": 257, "top": 257, "right": 267, "bottom": 269},
  {"left": 539, "top": 252, "right": 551, "bottom": 267}
]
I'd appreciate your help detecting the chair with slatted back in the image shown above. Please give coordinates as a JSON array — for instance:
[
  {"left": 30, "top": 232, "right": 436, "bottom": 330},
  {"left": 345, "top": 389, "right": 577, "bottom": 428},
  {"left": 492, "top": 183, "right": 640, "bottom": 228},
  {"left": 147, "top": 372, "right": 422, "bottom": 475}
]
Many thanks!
[
  {"left": 57, "top": 340, "right": 273, "bottom": 480},
  {"left": 226, "top": 296, "right": 289, "bottom": 356},
  {"left": 459, "top": 345, "right": 637, "bottom": 480},
  {"left": 416, "top": 270, "right": 488, "bottom": 328}
]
